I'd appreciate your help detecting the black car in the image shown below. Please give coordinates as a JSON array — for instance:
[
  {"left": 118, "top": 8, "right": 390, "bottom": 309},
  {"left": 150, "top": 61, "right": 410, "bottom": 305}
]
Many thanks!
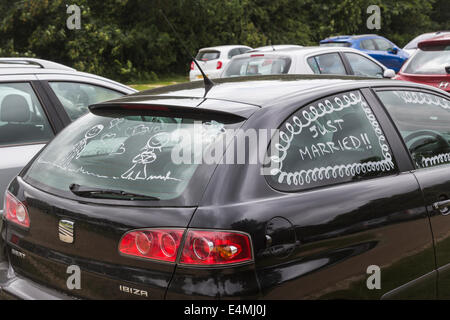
[{"left": 1, "top": 74, "right": 450, "bottom": 299}]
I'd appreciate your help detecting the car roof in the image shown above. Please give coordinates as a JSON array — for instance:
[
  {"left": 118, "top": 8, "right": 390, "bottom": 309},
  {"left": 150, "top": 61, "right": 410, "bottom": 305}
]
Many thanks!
[
  {"left": 198, "top": 45, "right": 251, "bottom": 52},
  {"left": 229, "top": 46, "right": 382, "bottom": 58},
  {"left": 0, "top": 57, "right": 136, "bottom": 93},
  {"left": 99, "top": 75, "right": 445, "bottom": 112}
]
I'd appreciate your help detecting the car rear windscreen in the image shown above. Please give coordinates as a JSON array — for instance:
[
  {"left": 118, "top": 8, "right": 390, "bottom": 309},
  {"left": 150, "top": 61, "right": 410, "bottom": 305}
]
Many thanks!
[
  {"left": 223, "top": 56, "right": 292, "bottom": 77},
  {"left": 404, "top": 45, "right": 450, "bottom": 74},
  {"left": 319, "top": 42, "right": 351, "bottom": 47},
  {"left": 23, "top": 113, "right": 233, "bottom": 202},
  {"left": 196, "top": 50, "right": 220, "bottom": 61}
]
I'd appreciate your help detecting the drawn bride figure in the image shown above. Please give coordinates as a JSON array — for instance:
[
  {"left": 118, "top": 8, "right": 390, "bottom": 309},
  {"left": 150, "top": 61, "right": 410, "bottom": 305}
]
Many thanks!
[
  {"left": 121, "top": 132, "right": 171, "bottom": 180},
  {"left": 58, "top": 124, "right": 104, "bottom": 168}
]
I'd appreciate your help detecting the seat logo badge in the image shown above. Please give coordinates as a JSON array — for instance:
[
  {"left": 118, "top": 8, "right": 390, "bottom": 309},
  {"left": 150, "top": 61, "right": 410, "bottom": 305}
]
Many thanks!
[
  {"left": 439, "top": 82, "right": 449, "bottom": 89},
  {"left": 59, "top": 220, "right": 75, "bottom": 244}
]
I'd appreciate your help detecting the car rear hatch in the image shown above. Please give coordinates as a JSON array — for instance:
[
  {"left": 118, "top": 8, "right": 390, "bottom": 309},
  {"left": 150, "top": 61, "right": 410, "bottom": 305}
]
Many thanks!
[{"left": 3, "top": 98, "right": 253, "bottom": 299}]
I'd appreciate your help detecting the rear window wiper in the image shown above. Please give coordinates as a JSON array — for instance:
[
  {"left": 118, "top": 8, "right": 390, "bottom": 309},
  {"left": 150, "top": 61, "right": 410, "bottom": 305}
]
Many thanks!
[{"left": 69, "top": 183, "right": 160, "bottom": 201}]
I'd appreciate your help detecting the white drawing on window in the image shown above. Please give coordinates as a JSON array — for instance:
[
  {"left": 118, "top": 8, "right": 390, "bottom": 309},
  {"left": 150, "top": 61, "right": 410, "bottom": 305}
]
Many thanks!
[
  {"left": 109, "top": 117, "right": 125, "bottom": 129},
  {"left": 270, "top": 92, "right": 395, "bottom": 186},
  {"left": 395, "top": 91, "right": 450, "bottom": 167},
  {"left": 121, "top": 132, "right": 171, "bottom": 180},
  {"left": 57, "top": 124, "right": 104, "bottom": 168}
]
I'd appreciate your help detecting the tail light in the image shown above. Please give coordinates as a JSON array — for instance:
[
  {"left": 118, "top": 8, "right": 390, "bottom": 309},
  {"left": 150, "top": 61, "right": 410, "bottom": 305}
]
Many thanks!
[
  {"left": 4, "top": 192, "right": 30, "bottom": 228},
  {"left": 119, "top": 229, "right": 253, "bottom": 266},
  {"left": 190, "top": 61, "right": 195, "bottom": 70},
  {"left": 216, "top": 61, "right": 223, "bottom": 69},
  {"left": 119, "top": 229, "right": 184, "bottom": 263},
  {"left": 180, "top": 230, "right": 252, "bottom": 266}
]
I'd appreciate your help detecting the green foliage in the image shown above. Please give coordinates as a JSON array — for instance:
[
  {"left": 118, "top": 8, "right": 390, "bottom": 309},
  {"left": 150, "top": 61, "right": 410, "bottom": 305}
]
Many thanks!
[{"left": 0, "top": 0, "right": 447, "bottom": 82}]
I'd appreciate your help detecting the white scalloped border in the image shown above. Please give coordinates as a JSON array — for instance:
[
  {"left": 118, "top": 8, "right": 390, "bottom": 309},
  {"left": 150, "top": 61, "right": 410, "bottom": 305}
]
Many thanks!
[{"left": 269, "top": 91, "right": 395, "bottom": 186}]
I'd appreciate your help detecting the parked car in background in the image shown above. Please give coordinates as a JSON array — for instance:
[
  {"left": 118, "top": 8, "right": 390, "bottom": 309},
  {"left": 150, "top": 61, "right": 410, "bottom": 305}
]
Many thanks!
[
  {"left": 403, "top": 31, "right": 450, "bottom": 56},
  {"left": 395, "top": 34, "right": 450, "bottom": 93},
  {"left": 189, "top": 45, "right": 252, "bottom": 81},
  {"left": 248, "top": 44, "right": 303, "bottom": 52},
  {"left": 221, "top": 47, "right": 395, "bottom": 79},
  {"left": 319, "top": 34, "right": 409, "bottom": 73},
  {"left": 2, "top": 74, "right": 450, "bottom": 299},
  {"left": 0, "top": 58, "right": 136, "bottom": 216}
]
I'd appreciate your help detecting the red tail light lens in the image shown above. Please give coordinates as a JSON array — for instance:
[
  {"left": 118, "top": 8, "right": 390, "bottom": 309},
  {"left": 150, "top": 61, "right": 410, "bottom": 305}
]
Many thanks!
[
  {"left": 190, "top": 61, "right": 195, "bottom": 70},
  {"left": 119, "top": 229, "right": 184, "bottom": 262},
  {"left": 180, "top": 230, "right": 252, "bottom": 266},
  {"left": 216, "top": 61, "right": 223, "bottom": 69},
  {"left": 4, "top": 192, "right": 30, "bottom": 228}
]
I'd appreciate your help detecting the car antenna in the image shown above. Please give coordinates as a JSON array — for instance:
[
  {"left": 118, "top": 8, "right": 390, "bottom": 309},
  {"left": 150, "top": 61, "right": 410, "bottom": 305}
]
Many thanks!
[{"left": 159, "top": 10, "right": 214, "bottom": 96}]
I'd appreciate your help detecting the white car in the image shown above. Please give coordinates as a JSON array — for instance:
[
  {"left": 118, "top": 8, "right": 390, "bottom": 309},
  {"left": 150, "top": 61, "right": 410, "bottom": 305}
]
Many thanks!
[
  {"left": 221, "top": 46, "right": 396, "bottom": 79},
  {"left": 189, "top": 45, "right": 252, "bottom": 81}
]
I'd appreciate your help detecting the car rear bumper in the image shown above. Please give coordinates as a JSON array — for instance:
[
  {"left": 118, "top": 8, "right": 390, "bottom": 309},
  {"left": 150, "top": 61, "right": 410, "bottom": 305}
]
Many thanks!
[{"left": 0, "top": 262, "right": 75, "bottom": 300}]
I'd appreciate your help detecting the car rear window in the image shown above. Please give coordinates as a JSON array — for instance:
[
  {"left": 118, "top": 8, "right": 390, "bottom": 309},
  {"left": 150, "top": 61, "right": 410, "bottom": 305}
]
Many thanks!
[
  {"left": 223, "top": 56, "right": 292, "bottom": 77},
  {"left": 403, "top": 45, "right": 450, "bottom": 74},
  {"left": 196, "top": 50, "right": 220, "bottom": 61},
  {"left": 24, "top": 113, "right": 234, "bottom": 202},
  {"left": 319, "top": 42, "right": 351, "bottom": 47}
]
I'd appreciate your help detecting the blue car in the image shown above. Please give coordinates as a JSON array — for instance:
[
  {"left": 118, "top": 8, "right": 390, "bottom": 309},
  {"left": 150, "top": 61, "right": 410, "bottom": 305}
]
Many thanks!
[{"left": 319, "top": 34, "right": 409, "bottom": 73}]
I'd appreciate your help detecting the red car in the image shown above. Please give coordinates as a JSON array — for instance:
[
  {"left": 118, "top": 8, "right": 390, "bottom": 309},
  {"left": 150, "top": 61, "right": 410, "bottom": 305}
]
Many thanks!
[{"left": 395, "top": 33, "right": 450, "bottom": 92}]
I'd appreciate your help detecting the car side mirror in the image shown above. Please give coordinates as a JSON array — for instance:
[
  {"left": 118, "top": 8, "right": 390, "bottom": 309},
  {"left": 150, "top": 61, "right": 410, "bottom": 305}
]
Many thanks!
[
  {"left": 388, "top": 47, "right": 398, "bottom": 55},
  {"left": 383, "top": 69, "right": 396, "bottom": 78}
]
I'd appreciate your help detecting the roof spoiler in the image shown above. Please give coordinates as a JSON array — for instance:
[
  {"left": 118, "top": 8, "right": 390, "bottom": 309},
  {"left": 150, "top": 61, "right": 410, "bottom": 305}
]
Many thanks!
[{"left": 88, "top": 103, "right": 247, "bottom": 124}]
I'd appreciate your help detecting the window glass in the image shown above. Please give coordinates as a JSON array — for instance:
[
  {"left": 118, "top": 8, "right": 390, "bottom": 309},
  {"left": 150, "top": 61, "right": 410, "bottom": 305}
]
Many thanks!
[
  {"left": 307, "top": 57, "right": 321, "bottom": 74},
  {"left": 265, "top": 90, "right": 396, "bottom": 191},
  {"left": 24, "top": 114, "right": 231, "bottom": 201},
  {"left": 228, "top": 48, "right": 241, "bottom": 59},
  {"left": 374, "top": 38, "right": 391, "bottom": 51},
  {"left": 0, "top": 83, "right": 54, "bottom": 147},
  {"left": 223, "top": 56, "right": 292, "bottom": 77},
  {"left": 345, "top": 53, "right": 384, "bottom": 78},
  {"left": 311, "top": 53, "right": 347, "bottom": 75},
  {"left": 196, "top": 50, "right": 220, "bottom": 61},
  {"left": 377, "top": 90, "right": 450, "bottom": 169},
  {"left": 49, "top": 82, "right": 124, "bottom": 121},
  {"left": 403, "top": 45, "right": 450, "bottom": 74},
  {"left": 360, "top": 39, "right": 376, "bottom": 50},
  {"left": 319, "top": 42, "right": 351, "bottom": 47},
  {"left": 239, "top": 47, "right": 251, "bottom": 54}
]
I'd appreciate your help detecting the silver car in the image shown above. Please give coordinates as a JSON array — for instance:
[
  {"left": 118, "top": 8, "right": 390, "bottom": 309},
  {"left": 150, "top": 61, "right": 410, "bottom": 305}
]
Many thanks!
[
  {"left": 221, "top": 46, "right": 396, "bottom": 79},
  {"left": 0, "top": 58, "right": 136, "bottom": 215}
]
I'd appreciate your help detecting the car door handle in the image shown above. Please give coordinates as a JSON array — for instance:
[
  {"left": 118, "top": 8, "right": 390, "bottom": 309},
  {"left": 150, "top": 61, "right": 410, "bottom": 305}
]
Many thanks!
[{"left": 433, "top": 200, "right": 450, "bottom": 215}]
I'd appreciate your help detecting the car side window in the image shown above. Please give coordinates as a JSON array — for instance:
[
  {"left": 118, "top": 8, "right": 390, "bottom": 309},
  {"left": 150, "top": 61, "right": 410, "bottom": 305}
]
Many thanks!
[
  {"left": 377, "top": 90, "right": 450, "bottom": 169},
  {"left": 374, "top": 38, "right": 391, "bottom": 51},
  {"left": 49, "top": 82, "right": 124, "bottom": 121},
  {"left": 0, "top": 83, "right": 54, "bottom": 147},
  {"left": 228, "top": 48, "right": 242, "bottom": 59},
  {"left": 239, "top": 47, "right": 251, "bottom": 54},
  {"left": 345, "top": 53, "right": 384, "bottom": 78},
  {"left": 360, "top": 39, "right": 376, "bottom": 50},
  {"left": 265, "top": 90, "right": 397, "bottom": 191},
  {"left": 307, "top": 53, "right": 346, "bottom": 75}
]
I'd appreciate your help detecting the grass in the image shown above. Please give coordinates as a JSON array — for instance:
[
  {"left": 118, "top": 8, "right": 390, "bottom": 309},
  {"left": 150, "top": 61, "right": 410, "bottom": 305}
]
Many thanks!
[{"left": 127, "top": 74, "right": 189, "bottom": 91}]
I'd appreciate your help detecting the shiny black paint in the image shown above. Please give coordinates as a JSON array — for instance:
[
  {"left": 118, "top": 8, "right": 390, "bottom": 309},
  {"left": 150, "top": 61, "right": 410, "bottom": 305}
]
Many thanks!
[{"left": 2, "top": 76, "right": 450, "bottom": 299}]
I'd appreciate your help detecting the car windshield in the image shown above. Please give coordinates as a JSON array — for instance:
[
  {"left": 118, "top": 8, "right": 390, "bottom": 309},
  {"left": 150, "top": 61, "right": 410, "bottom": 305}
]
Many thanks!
[
  {"left": 24, "top": 113, "right": 232, "bottom": 202},
  {"left": 196, "top": 50, "right": 220, "bottom": 61},
  {"left": 223, "top": 56, "right": 291, "bottom": 77},
  {"left": 404, "top": 45, "right": 450, "bottom": 74},
  {"left": 319, "top": 42, "right": 351, "bottom": 47}
]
